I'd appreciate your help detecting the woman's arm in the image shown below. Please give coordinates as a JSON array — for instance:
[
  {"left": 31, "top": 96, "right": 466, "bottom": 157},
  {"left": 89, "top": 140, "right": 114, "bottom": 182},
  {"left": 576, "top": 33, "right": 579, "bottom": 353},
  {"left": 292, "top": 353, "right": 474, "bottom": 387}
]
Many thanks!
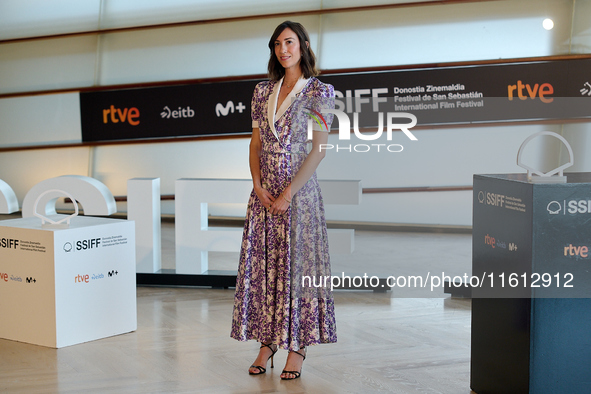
[
  {"left": 250, "top": 127, "right": 275, "bottom": 208},
  {"left": 268, "top": 81, "right": 334, "bottom": 215},
  {"left": 268, "top": 128, "right": 328, "bottom": 215}
]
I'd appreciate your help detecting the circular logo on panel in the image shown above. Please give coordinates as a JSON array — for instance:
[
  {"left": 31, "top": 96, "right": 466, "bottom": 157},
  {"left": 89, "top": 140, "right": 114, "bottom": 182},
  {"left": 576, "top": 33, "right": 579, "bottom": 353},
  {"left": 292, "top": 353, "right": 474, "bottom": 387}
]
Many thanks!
[
  {"left": 547, "top": 201, "right": 561, "bottom": 215},
  {"left": 63, "top": 242, "right": 73, "bottom": 252},
  {"left": 478, "top": 191, "right": 485, "bottom": 204}
]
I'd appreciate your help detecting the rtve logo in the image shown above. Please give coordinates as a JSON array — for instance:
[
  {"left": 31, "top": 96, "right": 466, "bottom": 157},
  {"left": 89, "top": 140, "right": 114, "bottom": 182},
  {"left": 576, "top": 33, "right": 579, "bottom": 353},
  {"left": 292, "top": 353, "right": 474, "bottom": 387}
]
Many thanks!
[
  {"left": 103, "top": 105, "right": 140, "bottom": 126},
  {"left": 484, "top": 234, "right": 496, "bottom": 248},
  {"left": 507, "top": 80, "right": 554, "bottom": 103},
  {"left": 564, "top": 244, "right": 589, "bottom": 258},
  {"left": 75, "top": 274, "right": 90, "bottom": 283}
]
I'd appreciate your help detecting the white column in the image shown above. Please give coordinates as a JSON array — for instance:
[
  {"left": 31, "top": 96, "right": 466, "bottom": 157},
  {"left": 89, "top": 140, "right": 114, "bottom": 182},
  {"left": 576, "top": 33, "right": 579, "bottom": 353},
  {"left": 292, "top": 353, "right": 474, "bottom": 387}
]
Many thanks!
[
  {"left": 175, "top": 179, "right": 248, "bottom": 274},
  {"left": 128, "top": 178, "right": 161, "bottom": 273}
]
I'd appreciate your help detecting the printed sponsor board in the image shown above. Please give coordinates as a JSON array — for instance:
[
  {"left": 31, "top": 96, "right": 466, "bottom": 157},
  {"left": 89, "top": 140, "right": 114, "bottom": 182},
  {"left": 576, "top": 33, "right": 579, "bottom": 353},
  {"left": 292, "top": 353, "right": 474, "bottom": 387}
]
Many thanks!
[
  {"left": 472, "top": 173, "right": 591, "bottom": 298},
  {"left": 80, "top": 58, "right": 591, "bottom": 142},
  {"left": 0, "top": 216, "right": 136, "bottom": 348}
]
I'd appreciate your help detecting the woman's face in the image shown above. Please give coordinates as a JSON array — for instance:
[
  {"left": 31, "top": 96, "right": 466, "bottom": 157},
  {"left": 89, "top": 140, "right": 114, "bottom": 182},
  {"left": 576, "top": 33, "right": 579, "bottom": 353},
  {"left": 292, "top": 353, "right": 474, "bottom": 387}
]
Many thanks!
[{"left": 274, "top": 28, "right": 302, "bottom": 72}]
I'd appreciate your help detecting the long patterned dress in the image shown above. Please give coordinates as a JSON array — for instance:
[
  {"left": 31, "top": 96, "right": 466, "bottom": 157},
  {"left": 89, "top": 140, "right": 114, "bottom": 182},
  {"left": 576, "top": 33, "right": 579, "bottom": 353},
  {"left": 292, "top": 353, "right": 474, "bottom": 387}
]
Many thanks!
[{"left": 231, "top": 76, "right": 337, "bottom": 351}]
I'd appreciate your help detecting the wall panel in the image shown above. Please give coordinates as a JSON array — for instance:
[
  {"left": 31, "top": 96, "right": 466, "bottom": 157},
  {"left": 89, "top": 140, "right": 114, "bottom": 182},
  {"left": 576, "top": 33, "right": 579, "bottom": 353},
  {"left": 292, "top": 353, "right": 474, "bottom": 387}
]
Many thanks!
[
  {"left": 0, "top": 0, "right": 441, "bottom": 40},
  {"left": 97, "top": 16, "right": 320, "bottom": 84},
  {"left": 562, "top": 123, "right": 591, "bottom": 172},
  {"left": 0, "top": 148, "right": 90, "bottom": 204},
  {"left": 317, "top": 124, "right": 563, "bottom": 189},
  {"left": 0, "top": 36, "right": 98, "bottom": 94},
  {"left": 571, "top": 0, "right": 591, "bottom": 53},
  {"left": 90, "top": 138, "right": 251, "bottom": 197},
  {"left": 99, "top": 0, "right": 320, "bottom": 29},
  {"left": 318, "top": 0, "right": 573, "bottom": 70},
  {"left": 0, "top": 93, "right": 81, "bottom": 147},
  {"left": 0, "top": 0, "right": 101, "bottom": 40}
]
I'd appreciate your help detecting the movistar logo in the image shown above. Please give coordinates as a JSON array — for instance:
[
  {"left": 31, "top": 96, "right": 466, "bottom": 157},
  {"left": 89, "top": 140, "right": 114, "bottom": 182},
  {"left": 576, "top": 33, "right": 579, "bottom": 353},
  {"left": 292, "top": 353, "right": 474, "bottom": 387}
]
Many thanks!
[{"left": 215, "top": 101, "right": 246, "bottom": 117}]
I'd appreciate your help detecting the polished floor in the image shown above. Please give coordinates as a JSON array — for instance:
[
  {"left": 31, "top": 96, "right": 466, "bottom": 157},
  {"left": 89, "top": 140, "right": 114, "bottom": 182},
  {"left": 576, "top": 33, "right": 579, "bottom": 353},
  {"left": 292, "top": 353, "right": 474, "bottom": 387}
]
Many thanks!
[{"left": 0, "top": 220, "right": 476, "bottom": 393}]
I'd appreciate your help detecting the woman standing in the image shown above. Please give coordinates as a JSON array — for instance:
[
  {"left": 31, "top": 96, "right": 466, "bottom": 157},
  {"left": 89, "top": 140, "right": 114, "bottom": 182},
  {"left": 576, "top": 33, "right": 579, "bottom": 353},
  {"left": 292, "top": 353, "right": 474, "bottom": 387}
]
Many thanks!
[{"left": 231, "top": 21, "right": 337, "bottom": 380}]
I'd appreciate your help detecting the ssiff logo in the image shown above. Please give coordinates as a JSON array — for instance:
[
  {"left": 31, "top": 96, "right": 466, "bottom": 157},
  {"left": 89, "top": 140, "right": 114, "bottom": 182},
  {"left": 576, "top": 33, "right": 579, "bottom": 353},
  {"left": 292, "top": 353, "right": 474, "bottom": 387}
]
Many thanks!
[
  {"left": 0, "top": 238, "right": 19, "bottom": 248},
  {"left": 306, "top": 108, "right": 417, "bottom": 153},
  {"left": 63, "top": 238, "right": 101, "bottom": 253},
  {"left": 547, "top": 199, "right": 591, "bottom": 215},
  {"left": 477, "top": 191, "right": 505, "bottom": 207}
]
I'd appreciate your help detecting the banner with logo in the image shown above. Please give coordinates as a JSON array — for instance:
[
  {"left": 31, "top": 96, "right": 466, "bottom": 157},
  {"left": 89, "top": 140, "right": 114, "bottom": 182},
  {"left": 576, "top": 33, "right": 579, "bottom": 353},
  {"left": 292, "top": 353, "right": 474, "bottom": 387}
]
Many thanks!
[
  {"left": 80, "top": 80, "right": 258, "bottom": 142},
  {"left": 80, "top": 58, "right": 591, "bottom": 143},
  {"left": 0, "top": 216, "right": 136, "bottom": 348},
  {"left": 472, "top": 172, "right": 591, "bottom": 298}
]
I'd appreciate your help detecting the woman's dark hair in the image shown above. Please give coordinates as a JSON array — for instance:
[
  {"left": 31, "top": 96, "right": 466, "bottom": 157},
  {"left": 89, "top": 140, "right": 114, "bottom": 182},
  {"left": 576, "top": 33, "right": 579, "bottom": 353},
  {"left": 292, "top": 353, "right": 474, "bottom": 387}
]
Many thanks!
[{"left": 267, "top": 21, "right": 319, "bottom": 81}]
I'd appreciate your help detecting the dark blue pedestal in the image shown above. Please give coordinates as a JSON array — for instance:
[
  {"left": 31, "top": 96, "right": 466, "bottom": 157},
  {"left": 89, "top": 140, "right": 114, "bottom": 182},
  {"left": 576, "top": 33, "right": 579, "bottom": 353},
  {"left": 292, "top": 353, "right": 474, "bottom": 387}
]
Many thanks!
[{"left": 470, "top": 173, "right": 591, "bottom": 394}]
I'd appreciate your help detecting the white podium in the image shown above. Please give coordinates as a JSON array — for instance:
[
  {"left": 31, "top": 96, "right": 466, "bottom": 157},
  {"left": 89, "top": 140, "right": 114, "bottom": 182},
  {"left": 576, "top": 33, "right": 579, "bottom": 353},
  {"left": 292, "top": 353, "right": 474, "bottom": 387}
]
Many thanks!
[{"left": 0, "top": 215, "right": 136, "bottom": 348}]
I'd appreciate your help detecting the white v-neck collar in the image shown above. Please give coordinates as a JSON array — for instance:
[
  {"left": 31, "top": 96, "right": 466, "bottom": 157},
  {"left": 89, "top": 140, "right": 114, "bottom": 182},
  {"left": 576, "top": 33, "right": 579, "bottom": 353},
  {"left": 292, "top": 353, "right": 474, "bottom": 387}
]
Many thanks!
[{"left": 267, "top": 76, "right": 310, "bottom": 140}]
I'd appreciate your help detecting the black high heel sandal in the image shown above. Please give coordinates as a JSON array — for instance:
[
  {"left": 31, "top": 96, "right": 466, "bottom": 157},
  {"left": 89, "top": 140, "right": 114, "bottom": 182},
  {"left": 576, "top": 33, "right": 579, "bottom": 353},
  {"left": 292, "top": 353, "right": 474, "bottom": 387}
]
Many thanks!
[
  {"left": 248, "top": 343, "right": 277, "bottom": 375},
  {"left": 280, "top": 347, "right": 306, "bottom": 380}
]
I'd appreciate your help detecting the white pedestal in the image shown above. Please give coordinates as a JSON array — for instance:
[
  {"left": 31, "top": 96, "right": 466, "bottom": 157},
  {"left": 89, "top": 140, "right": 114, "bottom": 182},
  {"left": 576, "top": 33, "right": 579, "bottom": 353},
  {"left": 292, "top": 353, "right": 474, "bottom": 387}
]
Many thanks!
[{"left": 0, "top": 215, "right": 136, "bottom": 348}]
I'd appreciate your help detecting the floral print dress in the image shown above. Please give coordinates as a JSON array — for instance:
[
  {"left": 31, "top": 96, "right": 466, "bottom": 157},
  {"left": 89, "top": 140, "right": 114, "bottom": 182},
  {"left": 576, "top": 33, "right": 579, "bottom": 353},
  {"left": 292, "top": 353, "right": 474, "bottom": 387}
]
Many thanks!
[{"left": 231, "top": 76, "right": 337, "bottom": 351}]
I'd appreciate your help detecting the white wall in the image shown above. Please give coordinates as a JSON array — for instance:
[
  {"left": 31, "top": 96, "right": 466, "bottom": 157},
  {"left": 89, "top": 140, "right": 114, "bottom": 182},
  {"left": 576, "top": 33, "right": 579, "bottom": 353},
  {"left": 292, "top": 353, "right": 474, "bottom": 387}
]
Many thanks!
[
  {"left": 563, "top": 123, "right": 591, "bottom": 172},
  {"left": 0, "top": 0, "right": 589, "bottom": 226},
  {"left": 320, "top": 123, "right": 565, "bottom": 226},
  {"left": 318, "top": 0, "right": 574, "bottom": 69},
  {"left": 0, "top": 94, "right": 82, "bottom": 146}
]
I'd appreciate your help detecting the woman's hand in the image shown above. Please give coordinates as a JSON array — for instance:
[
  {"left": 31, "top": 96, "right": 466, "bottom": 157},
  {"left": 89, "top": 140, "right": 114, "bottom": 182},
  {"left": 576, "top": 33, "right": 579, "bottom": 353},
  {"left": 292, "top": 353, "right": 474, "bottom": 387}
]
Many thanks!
[
  {"left": 255, "top": 185, "right": 275, "bottom": 210},
  {"left": 268, "top": 191, "right": 290, "bottom": 215}
]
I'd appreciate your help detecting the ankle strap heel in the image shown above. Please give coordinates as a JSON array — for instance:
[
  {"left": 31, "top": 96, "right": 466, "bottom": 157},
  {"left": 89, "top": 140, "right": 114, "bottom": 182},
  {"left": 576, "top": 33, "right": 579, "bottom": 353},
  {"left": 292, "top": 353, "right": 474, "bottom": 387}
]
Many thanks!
[
  {"left": 248, "top": 342, "right": 278, "bottom": 375},
  {"left": 281, "top": 346, "right": 306, "bottom": 380}
]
